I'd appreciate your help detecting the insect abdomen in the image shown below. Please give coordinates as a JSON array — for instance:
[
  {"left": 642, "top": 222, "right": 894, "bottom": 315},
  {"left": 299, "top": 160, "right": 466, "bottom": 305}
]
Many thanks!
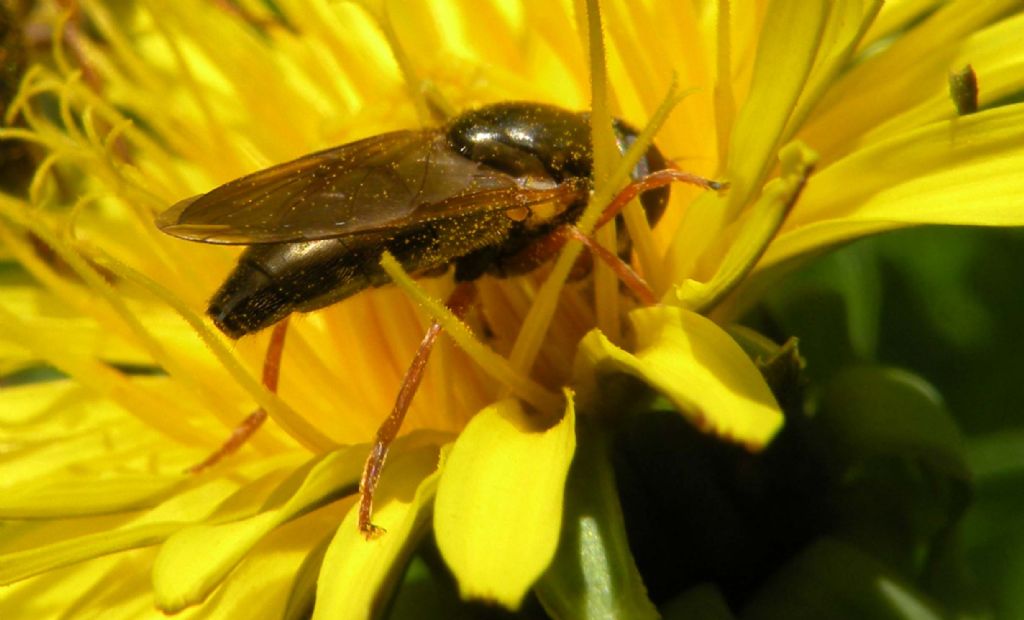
[
  {"left": 208, "top": 212, "right": 517, "bottom": 338},
  {"left": 208, "top": 238, "right": 387, "bottom": 338}
]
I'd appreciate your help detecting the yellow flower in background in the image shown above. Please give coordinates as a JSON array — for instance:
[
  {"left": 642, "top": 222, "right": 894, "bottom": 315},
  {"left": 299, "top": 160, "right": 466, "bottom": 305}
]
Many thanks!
[{"left": 1, "top": 1, "right": 1023, "bottom": 618}]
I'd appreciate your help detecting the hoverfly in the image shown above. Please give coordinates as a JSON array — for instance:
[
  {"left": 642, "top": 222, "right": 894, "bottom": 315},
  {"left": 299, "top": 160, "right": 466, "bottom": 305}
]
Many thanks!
[{"left": 157, "top": 101, "right": 721, "bottom": 536}]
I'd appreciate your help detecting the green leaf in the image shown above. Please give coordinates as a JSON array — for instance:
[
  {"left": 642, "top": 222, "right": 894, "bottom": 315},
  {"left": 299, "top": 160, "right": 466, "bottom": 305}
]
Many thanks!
[
  {"left": 661, "top": 584, "right": 736, "bottom": 620},
  {"left": 815, "top": 366, "right": 969, "bottom": 481},
  {"left": 967, "top": 429, "right": 1024, "bottom": 480},
  {"left": 757, "top": 246, "right": 882, "bottom": 379},
  {"left": 963, "top": 454, "right": 1024, "bottom": 618},
  {"left": 742, "top": 539, "right": 944, "bottom": 620},
  {"left": 535, "top": 425, "right": 657, "bottom": 620},
  {"left": 814, "top": 366, "right": 971, "bottom": 576}
]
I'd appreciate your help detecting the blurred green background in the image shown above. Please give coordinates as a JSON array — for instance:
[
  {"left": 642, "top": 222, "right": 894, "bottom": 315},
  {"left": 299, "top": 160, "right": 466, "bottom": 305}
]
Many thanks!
[{"left": 754, "top": 225, "right": 1024, "bottom": 620}]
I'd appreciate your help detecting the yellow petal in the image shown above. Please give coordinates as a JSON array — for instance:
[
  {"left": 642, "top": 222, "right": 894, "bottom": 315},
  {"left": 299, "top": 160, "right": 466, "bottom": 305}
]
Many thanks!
[
  {"left": 0, "top": 305, "right": 222, "bottom": 449},
  {"left": 676, "top": 141, "right": 817, "bottom": 313},
  {"left": 152, "top": 442, "right": 376, "bottom": 613},
  {"left": 0, "top": 548, "right": 160, "bottom": 619},
  {"left": 575, "top": 306, "right": 782, "bottom": 449},
  {"left": 670, "top": 1, "right": 876, "bottom": 280},
  {"left": 0, "top": 285, "right": 150, "bottom": 368},
  {"left": 0, "top": 468, "right": 292, "bottom": 586},
  {"left": 195, "top": 507, "right": 344, "bottom": 620},
  {"left": 788, "top": 1, "right": 883, "bottom": 132},
  {"left": 434, "top": 396, "right": 577, "bottom": 609},
  {"left": 313, "top": 444, "right": 441, "bottom": 620},
  {"left": 0, "top": 474, "right": 184, "bottom": 519},
  {"left": 766, "top": 104, "right": 1024, "bottom": 268},
  {"left": 724, "top": 0, "right": 828, "bottom": 212},
  {"left": 802, "top": 1, "right": 1021, "bottom": 158},
  {"left": 736, "top": 0, "right": 883, "bottom": 190},
  {"left": 0, "top": 522, "right": 175, "bottom": 589},
  {"left": 0, "top": 381, "right": 182, "bottom": 485}
]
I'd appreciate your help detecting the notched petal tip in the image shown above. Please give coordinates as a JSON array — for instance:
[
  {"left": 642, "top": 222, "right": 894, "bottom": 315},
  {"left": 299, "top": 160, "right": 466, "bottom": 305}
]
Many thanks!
[
  {"left": 434, "top": 397, "right": 577, "bottom": 609},
  {"left": 574, "top": 306, "right": 784, "bottom": 450}
]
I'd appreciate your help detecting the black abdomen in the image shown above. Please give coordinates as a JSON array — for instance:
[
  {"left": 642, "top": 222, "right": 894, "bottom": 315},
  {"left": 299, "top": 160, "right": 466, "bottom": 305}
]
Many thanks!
[
  {"left": 208, "top": 237, "right": 386, "bottom": 338},
  {"left": 209, "top": 212, "right": 515, "bottom": 338}
]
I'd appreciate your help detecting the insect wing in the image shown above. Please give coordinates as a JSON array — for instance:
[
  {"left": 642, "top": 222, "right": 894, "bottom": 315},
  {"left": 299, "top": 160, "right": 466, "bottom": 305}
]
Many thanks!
[{"left": 157, "top": 130, "right": 581, "bottom": 244}]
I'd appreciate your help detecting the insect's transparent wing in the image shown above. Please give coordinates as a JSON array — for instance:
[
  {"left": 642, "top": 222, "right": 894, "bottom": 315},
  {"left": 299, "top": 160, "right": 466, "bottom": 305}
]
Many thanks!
[{"left": 157, "top": 130, "right": 583, "bottom": 244}]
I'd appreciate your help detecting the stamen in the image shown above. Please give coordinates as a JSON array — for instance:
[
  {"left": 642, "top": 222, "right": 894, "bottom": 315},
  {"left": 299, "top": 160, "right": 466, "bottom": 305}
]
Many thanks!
[
  {"left": 379, "top": 251, "right": 562, "bottom": 413},
  {"left": 714, "top": 0, "right": 735, "bottom": 172},
  {"left": 102, "top": 117, "right": 133, "bottom": 157},
  {"left": 9, "top": 67, "right": 190, "bottom": 276},
  {"left": 676, "top": 142, "right": 816, "bottom": 313},
  {"left": 8, "top": 76, "right": 65, "bottom": 136},
  {"left": 4, "top": 64, "right": 46, "bottom": 125},
  {"left": 0, "top": 127, "right": 56, "bottom": 146},
  {"left": 62, "top": 192, "right": 103, "bottom": 239},
  {"left": 58, "top": 72, "right": 86, "bottom": 144},
  {"left": 89, "top": 248, "right": 335, "bottom": 453},
  {"left": 79, "top": 1, "right": 156, "bottom": 92},
  {"left": 80, "top": 104, "right": 99, "bottom": 145},
  {"left": 584, "top": 0, "right": 621, "bottom": 339},
  {"left": 507, "top": 82, "right": 685, "bottom": 378},
  {"left": 28, "top": 152, "right": 63, "bottom": 207},
  {"left": 51, "top": 7, "right": 76, "bottom": 78},
  {"left": 359, "top": 2, "right": 452, "bottom": 124},
  {"left": 0, "top": 204, "right": 286, "bottom": 449},
  {"left": 186, "top": 319, "right": 290, "bottom": 473}
]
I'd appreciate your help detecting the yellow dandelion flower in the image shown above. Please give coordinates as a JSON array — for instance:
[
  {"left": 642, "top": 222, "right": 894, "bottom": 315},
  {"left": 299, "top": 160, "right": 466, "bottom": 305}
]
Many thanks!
[{"left": 2, "top": 0, "right": 1023, "bottom": 618}]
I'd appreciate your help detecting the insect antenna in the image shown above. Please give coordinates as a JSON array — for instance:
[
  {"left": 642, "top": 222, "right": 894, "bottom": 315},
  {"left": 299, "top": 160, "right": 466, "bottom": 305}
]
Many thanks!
[
  {"left": 581, "top": 167, "right": 726, "bottom": 301},
  {"left": 594, "top": 167, "right": 725, "bottom": 231}
]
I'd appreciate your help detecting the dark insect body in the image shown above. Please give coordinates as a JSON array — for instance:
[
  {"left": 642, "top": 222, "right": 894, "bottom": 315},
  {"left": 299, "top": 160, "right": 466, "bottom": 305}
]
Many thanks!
[
  {"left": 157, "top": 102, "right": 671, "bottom": 338},
  {"left": 157, "top": 101, "right": 725, "bottom": 536},
  {"left": 949, "top": 64, "right": 979, "bottom": 116}
]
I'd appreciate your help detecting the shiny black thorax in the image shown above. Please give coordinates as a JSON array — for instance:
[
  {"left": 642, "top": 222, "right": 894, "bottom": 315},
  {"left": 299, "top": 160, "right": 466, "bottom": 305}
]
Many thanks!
[{"left": 209, "top": 102, "right": 670, "bottom": 338}]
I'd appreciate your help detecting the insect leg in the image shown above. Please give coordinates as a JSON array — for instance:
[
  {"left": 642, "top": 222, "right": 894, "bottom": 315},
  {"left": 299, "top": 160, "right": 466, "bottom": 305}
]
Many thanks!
[
  {"left": 358, "top": 282, "right": 477, "bottom": 538},
  {"left": 594, "top": 168, "right": 725, "bottom": 231},
  {"left": 560, "top": 226, "right": 656, "bottom": 304},
  {"left": 186, "top": 317, "right": 289, "bottom": 474},
  {"left": 550, "top": 168, "right": 725, "bottom": 302}
]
